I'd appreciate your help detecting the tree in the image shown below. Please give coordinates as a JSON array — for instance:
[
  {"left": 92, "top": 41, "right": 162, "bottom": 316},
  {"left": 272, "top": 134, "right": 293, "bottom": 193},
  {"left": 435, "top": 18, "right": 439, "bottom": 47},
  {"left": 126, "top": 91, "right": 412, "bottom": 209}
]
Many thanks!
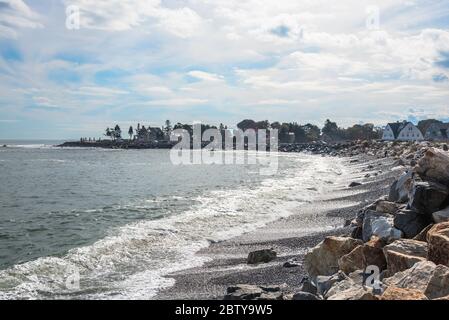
[
  {"left": 114, "top": 125, "right": 122, "bottom": 140},
  {"left": 256, "top": 120, "right": 269, "bottom": 130},
  {"left": 279, "top": 123, "right": 290, "bottom": 143},
  {"left": 343, "top": 123, "right": 379, "bottom": 140},
  {"left": 164, "top": 120, "right": 172, "bottom": 136},
  {"left": 417, "top": 119, "right": 442, "bottom": 136},
  {"left": 105, "top": 127, "right": 112, "bottom": 140},
  {"left": 128, "top": 126, "right": 134, "bottom": 140},
  {"left": 322, "top": 119, "right": 340, "bottom": 140},
  {"left": 237, "top": 119, "right": 257, "bottom": 131},
  {"left": 291, "top": 123, "right": 306, "bottom": 143},
  {"left": 303, "top": 123, "right": 321, "bottom": 141}
]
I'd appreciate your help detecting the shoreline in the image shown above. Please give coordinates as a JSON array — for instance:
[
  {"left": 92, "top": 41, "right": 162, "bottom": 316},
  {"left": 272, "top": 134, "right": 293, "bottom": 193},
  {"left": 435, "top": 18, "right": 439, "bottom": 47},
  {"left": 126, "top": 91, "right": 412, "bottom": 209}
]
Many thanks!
[{"left": 154, "top": 154, "right": 399, "bottom": 299}]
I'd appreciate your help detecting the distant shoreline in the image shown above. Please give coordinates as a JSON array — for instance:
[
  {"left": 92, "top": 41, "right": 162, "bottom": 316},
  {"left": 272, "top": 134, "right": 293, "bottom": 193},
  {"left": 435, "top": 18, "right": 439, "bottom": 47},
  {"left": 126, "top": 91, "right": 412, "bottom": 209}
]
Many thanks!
[{"left": 57, "top": 140, "right": 359, "bottom": 155}]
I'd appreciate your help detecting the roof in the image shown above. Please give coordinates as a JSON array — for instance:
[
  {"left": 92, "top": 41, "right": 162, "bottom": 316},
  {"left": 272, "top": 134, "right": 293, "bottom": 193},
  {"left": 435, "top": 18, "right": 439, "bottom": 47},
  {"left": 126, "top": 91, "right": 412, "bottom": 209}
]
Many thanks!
[{"left": 387, "top": 122, "right": 409, "bottom": 139}]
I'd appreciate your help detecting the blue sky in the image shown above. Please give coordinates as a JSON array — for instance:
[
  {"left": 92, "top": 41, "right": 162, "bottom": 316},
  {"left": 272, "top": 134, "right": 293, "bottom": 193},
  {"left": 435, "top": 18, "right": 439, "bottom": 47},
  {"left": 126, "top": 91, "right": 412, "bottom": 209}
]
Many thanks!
[{"left": 0, "top": 0, "right": 449, "bottom": 139}]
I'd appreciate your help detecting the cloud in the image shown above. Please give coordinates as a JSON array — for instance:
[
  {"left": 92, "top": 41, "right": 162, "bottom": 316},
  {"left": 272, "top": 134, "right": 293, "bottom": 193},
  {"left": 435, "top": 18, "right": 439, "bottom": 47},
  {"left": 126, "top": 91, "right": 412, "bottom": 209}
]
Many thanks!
[
  {"left": 0, "top": 0, "right": 42, "bottom": 38},
  {"left": 64, "top": 0, "right": 203, "bottom": 37},
  {"left": 32, "top": 96, "right": 61, "bottom": 109},
  {"left": 2, "top": 0, "right": 449, "bottom": 138},
  {"left": 187, "top": 70, "right": 224, "bottom": 82},
  {"left": 140, "top": 98, "right": 209, "bottom": 106}
]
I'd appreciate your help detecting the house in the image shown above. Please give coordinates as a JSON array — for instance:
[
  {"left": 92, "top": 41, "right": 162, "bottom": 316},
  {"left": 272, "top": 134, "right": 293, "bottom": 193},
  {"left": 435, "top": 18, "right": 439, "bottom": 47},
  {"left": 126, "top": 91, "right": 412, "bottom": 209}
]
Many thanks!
[
  {"left": 424, "top": 123, "right": 449, "bottom": 141},
  {"left": 135, "top": 125, "right": 165, "bottom": 142},
  {"left": 382, "top": 121, "right": 424, "bottom": 141}
]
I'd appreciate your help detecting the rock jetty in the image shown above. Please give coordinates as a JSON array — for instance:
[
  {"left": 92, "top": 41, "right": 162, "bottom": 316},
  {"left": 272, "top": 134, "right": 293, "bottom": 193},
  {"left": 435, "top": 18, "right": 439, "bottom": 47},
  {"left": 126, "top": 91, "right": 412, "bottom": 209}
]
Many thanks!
[{"left": 225, "top": 142, "right": 449, "bottom": 300}]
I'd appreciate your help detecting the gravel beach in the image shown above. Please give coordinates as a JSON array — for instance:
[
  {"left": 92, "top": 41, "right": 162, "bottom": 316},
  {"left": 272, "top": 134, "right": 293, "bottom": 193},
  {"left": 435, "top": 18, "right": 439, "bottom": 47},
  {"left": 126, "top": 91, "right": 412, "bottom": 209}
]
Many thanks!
[{"left": 155, "top": 155, "right": 400, "bottom": 299}]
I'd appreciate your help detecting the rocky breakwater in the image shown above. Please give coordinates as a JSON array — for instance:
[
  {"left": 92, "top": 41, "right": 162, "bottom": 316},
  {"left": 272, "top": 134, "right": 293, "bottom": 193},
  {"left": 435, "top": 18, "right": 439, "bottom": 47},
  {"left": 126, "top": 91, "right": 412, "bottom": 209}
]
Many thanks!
[
  {"left": 224, "top": 146, "right": 449, "bottom": 300},
  {"left": 279, "top": 140, "right": 448, "bottom": 161},
  {"left": 301, "top": 147, "right": 449, "bottom": 300}
]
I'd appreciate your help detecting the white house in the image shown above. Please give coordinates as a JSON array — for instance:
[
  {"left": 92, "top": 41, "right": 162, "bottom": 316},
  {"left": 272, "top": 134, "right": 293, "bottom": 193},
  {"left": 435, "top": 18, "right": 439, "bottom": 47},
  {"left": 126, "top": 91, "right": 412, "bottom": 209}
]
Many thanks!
[{"left": 382, "top": 121, "right": 424, "bottom": 141}]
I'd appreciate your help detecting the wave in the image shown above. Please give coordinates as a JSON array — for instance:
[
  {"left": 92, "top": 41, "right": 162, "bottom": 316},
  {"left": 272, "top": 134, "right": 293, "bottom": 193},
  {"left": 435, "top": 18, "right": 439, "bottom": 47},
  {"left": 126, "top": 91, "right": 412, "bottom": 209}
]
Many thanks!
[{"left": 0, "top": 153, "right": 348, "bottom": 300}]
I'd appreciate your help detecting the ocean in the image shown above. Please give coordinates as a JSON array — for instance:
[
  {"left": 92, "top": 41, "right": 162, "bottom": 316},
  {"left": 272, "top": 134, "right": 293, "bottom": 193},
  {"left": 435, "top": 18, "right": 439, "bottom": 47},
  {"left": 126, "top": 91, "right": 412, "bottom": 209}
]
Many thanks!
[{"left": 0, "top": 141, "right": 347, "bottom": 299}]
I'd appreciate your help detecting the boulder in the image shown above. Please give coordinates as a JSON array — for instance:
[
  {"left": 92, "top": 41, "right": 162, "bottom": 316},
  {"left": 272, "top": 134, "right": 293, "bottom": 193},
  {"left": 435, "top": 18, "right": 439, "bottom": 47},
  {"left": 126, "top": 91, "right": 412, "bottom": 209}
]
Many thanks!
[
  {"left": 225, "top": 284, "right": 264, "bottom": 300},
  {"left": 424, "top": 264, "right": 449, "bottom": 299},
  {"left": 349, "top": 182, "right": 362, "bottom": 188},
  {"left": 255, "top": 292, "right": 284, "bottom": 300},
  {"left": 415, "top": 148, "right": 449, "bottom": 186},
  {"left": 413, "top": 224, "right": 434, "bottom": 242},
  {"left": 338, "top": 245, "right": 364, "bottom": 274},
  {"left": 283, "top": 258, "right": 301, "bottom": 268},
  {"left": 299, "top": 277, "right": 317, "bottom": 295},
  {"left": 362, "top": 236, "right": 387, "bottom": 266},
  {"left": 327, "top": 288, "right": 378, "bottom": 300},
  {"left": 381, "top": 286, "right": 428, "bottom": 300},
  {"left": 443, "top": 144, "right": 448, "bottom": 152},
  {"left": 408, "top": 181, "right": 449, "bottom": 215},
  {"left": 432, "top": 206, "right": 449, "bottom": 223},
  {"left": 304, "top": 236, "right": 362, "bottom": 278},
  {"left": 427, "top": 222, "right": 449, "bottom": 266},
  {"left": 394, "top": 209, "right": 431, "bottom": 238},
  {"left": 388, "top": 171, "right": 414, "bottom": 203},
  {"left": 225, "top": 284, "right": 286, "bottom": 300},
  {"left": 292, "top": 292, "right": 321, "bottom": 300},
  {"left": 383, "top": 261, "right": 436, "bottom": 292},
  {"left": 326, "top": 280, "right": 378, "bottom": 300},
  {"left": 376, "top": 201, "right": 400, "bottom": 214},
  {"left": 325, "top": 270, "right": 364, "bottom": 298},
  {"left": 316, "top": 272, "right": 346, "bottom": 296},
  {"left": 383, "top": 239, "right": 428, "bottom": 274},
  {"left": 247, "top": 249, "right": 276, "bottom": 264},
  {"left": 338, "top": 237, "right": 387, "bottom": 274},
  {"left": 362, "top": 210, "right": 402, "bottom": 243}
]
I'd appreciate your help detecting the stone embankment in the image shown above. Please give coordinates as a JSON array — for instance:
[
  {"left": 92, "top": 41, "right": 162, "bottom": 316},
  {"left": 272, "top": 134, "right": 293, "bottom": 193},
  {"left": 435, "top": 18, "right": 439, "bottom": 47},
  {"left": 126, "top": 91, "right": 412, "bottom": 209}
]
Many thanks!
[{"left": 225, "top": 141, "right": 449, "bottom": 300}]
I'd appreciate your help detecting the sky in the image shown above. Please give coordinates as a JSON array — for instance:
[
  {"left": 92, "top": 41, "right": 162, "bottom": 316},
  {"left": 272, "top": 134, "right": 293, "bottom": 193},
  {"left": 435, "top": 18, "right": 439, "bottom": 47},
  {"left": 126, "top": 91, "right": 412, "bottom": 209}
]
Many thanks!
[{"left": 0, "top": 0, "right": 449, "bottom": 139}]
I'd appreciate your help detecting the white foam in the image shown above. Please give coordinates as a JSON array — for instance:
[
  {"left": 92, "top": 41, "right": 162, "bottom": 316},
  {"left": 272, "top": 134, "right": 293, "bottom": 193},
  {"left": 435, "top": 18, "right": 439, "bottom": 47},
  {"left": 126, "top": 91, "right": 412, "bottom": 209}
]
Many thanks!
[{"left": 0, "top": 153, "right": 349, "bottom": 300}]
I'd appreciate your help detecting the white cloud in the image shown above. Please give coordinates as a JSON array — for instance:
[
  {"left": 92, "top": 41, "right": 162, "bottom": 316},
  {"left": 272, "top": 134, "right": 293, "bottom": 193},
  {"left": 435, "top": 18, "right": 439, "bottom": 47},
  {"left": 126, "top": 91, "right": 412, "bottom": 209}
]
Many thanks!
[
  {"left": 0, "top": 0, "right": 42, "bottom": 38},
  {"left": 64, "top": 0, "right": 203, "bottom": 37},
  {"left": 2, "top": 0, "right": 449, "bottom": 137},
  {"left": 140, "top": 98, "right": 208, "bottom": 106},
  {"left": 187, "top": 70, "right": 224, "bottom": 82}
]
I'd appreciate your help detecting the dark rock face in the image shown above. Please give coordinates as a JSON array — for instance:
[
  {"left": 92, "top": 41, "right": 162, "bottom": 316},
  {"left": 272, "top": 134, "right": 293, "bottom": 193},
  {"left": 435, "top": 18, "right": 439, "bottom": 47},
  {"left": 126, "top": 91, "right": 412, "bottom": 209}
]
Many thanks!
[
  {"left": 349, "top": 182, "right": 362, "bottom": 188},
  {"left": 408, "top": 181, "right": 449, "bottom": 215},
  {"left": 283, "top": 258, "right": 301, "bottom": 268},
  {"left": 247, "top": 249, "right": 277, "bottom": 264},
  {"left": 432, "top": 206, "right": 449, "bottom": 223},
  {"left": 394, "top": 209, "right": 431, "bottom": 239},
  {"left": 299, "top": 277, "right": 317, "bottom": 295}
]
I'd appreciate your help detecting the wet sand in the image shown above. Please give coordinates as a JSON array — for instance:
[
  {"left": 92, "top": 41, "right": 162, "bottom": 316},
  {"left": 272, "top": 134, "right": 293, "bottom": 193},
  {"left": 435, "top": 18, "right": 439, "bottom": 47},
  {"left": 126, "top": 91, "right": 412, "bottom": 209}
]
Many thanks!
[{"left": 155, "top": 155, "right": 402, "bottom": 299}]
